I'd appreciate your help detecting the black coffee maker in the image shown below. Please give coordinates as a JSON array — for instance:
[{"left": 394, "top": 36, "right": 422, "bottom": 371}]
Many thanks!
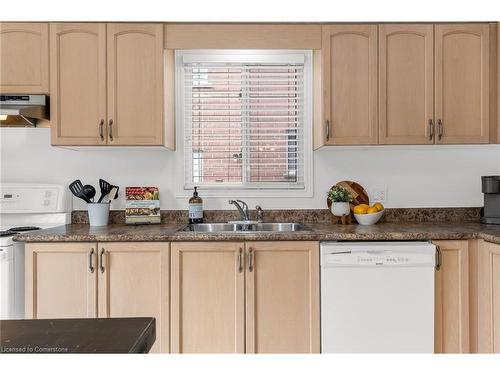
[{"left": 482, "top": 176, "right": 500, "bottom": 224}]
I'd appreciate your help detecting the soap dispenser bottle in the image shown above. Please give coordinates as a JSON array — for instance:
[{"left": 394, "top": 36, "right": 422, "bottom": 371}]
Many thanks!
[{"left": 188, "top": 186, "right": 203, "bottom": 224}]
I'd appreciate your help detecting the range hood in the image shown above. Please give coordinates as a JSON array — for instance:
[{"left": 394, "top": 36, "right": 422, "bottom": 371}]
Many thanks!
[{"left": 0, "top": 95, "right": 49, "bottom": 127}]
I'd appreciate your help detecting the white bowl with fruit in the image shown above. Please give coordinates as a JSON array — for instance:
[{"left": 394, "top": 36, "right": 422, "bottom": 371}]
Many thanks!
[{"left": 353, "top": 203, "right": 385, "bottom": 225}]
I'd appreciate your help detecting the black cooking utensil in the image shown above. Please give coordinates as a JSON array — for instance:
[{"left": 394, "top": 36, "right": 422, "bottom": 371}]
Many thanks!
[
  {"left": 82, "top": 184, "right": 96, "bottom": 203},
  {"left": 97, "top": 179, "right": 119, "bottom": 203},
  {"left": 69, "top": 179, "right": 91, "bottom": 203}
]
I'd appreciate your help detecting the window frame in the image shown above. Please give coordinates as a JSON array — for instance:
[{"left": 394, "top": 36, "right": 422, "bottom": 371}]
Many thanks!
[{"left": 175, "top": 49, "right": 313, "bottom": 198}]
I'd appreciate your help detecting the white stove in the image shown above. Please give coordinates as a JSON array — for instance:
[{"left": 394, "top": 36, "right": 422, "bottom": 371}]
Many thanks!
[{"left": 0, "top": 183, "right": 71, "bottom": 319}]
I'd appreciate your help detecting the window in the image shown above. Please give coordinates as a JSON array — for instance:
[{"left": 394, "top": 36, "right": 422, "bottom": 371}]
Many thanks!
[{"left": 176, "top": 50, "right": 312, "bottom": 192}]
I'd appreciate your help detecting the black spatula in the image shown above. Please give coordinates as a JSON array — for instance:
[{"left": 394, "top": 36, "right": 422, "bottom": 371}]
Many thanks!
[
  {"left": 97, "top": 179, "right": 118, "bottom": 203},
  {"left": 69, "top": 179, "right": 91, "bottom": 203}
]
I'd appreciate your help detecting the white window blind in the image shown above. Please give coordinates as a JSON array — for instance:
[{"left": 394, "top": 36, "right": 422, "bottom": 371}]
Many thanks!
[{"left": 178, "top": 50, "right": 311, "bottom": 190}]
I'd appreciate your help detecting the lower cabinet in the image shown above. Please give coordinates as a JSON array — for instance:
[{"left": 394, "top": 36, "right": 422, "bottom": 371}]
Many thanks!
[
  {"left": 433, "top": 240, "right": 470, "bottom": 353},
  {"left": 170, "top": 241, "right": 320, "bottom": 353},
  {"left": 25, "top": 243, "right": 98, "bottom": 320},
  {"left": 477, "top": 240, "right": 500, "bottom": 353},
  {"left": 25, "top": 242, "right": 170, "bottom": 353}
]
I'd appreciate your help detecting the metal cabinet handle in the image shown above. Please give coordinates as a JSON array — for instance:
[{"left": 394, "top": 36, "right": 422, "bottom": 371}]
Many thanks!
[
  {"left": 435, "top": 246, "right": 442, "bottom": 271},
  {"left": 325, "top": 120, "right": 330, "bottom": 142},
  {"left": 89, "top": 248, "right": 95, "bottom": 273},
  {"left": 428, "top": 119, "right": 434, "bottom": 142},
  {"left": 437, "top": 119, "right": 443, "bottom": 141},
  {"left": 238, "top": 248, "right": 243, "bottom": 273},
  {"left": 99, "top": 248, "right": 105, "bottom": 273},
  {"left": 108, "top": 119, "right": 114, "bottom": 141},
  {"left": 99, "top": 119, "right": 105, "bottom": 141},
  {"left": 248, "top": 247, "right": 254, "bottom": 272}
]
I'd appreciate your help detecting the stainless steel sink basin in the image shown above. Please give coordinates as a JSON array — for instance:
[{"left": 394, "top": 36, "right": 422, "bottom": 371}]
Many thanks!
[{"left": 182, "top": 222, "right": 310, "bottom": 233}]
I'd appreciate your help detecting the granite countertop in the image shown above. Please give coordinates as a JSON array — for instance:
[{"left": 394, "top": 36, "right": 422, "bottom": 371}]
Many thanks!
[{"left": 13, "top": 222, "right": 500, "bottom": 245}]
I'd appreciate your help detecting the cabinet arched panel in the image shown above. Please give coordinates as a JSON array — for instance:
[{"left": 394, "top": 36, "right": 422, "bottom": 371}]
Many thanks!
[
  {"left": 50, "top": 23, "right": 107, "bottom": 145},
  {"left": 0, "top": 23, "right": 49, "bottom": 93},
  {"left": 321, "top": 25, "right": 377, "bottom": 145},
  {"left": 435, "top": 24, "right": 490, "bottom": 144},
  {"left": 379, "top": 24, "right": 434, "bottom": 144},
  {"left": 107, "top": 24, "right": 164, "bottom": 145}
]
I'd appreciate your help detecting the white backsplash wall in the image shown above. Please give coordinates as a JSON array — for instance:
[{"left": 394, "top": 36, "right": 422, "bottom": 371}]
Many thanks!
[{"left": 1, "top": 128, "right": 499, "bottom": 210}]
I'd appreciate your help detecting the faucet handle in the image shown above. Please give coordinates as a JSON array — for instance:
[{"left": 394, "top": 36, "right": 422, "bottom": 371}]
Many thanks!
[{"left": 236, "top": 199, "right": 248, "bottom": 210}]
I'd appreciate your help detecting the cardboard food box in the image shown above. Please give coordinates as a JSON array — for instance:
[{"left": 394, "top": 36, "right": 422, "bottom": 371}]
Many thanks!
[{"left": 125, "top": 187, "right": 160, "bottom": 224}]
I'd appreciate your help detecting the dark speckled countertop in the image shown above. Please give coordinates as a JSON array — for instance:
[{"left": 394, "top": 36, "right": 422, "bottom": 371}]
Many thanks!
[{"left": 13, "top": 222, "right": 500, "bottom": 245}]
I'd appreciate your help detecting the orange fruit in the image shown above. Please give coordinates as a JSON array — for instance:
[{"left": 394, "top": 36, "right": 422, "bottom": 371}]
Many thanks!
[
  {"left": 353, "top": 205, "right": 368, "bottom": 214},
  {"left": 367, "top": 206, "right": 378, "bottom": 214},
  {"left": 373, "top": 203, "right": 384, "bottom": 211}
]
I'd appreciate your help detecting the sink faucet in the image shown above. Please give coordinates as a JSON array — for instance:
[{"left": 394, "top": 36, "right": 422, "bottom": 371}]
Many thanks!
[{"left": 229, "top": 200, "right": 249, "bottom": 221}]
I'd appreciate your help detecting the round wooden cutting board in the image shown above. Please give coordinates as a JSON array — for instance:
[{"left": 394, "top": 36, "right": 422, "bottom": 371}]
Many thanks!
[{"left": 327, "top": 180, "right": 369, "bottom": 209}]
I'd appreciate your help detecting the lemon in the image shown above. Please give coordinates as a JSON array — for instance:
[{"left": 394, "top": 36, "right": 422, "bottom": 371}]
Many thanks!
[
  {"left": 373, "top": 202, "right": 384, "bottom": 211},
  {"left": 358, "top": 204, "right": 369, "bottom": 209},
  {"left": 353, "top": 205, "right": 368, "bottom": 214},
  {"left": 367, "top": 206, "right": 378, "bottom": 214}
]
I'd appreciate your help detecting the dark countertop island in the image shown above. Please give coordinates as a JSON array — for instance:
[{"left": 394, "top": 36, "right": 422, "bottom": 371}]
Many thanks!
[
  {"left": 0, "top": 317, "right": 156, "bottom": 354},
  {"left": 12, "top": 221, "right": 500, "bottom": 245}
]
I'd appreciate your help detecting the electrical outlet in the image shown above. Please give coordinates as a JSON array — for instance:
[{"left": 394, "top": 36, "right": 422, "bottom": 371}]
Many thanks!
[{"left": 372, "top": 187, "right": 387, "bottom": 203}]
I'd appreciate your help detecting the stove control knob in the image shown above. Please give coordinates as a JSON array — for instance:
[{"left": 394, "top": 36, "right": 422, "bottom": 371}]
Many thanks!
[
  {"left": 43, "top": 199, "right": 51, "bottom": 206},
  {"left": 45, "top": 190, "right": 52, "bottom": 198}
]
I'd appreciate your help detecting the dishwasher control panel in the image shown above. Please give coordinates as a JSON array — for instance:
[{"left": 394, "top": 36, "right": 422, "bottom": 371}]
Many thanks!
[{"left": 321, "top": 242, "right": 437, "bottom": 267}]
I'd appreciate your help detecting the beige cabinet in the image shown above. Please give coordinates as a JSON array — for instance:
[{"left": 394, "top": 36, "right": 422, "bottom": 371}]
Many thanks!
[
  {"left": 50, "top": 23, "right": 164, "bottom": 146},
  {"left": 50, "top": 23, "right": 107, "bottom": 145},
  {"left": 0, "top": 23, "right": 49, "bottom": 93},
  {"left": 321, "top": 25, "right": 378, "bottom": 145},
  {"left": 25, "top": 241, "right": 170, "bottom": 353},
  {"left": 106, "top": 24, "right": 164, "bottom": 145},
  {"left": 477, "top": 240, "right": 500, "bottom": 353},
  {"left": 97, "top": 242, "right": 169, "bottom": 353},
  {"left": 25, "top": 242, "right": 97, "bottom": 319},
  {"left": 170, "top": 241, "right": 320, "bottom": 353},
  {"left": 433, "top": 240, "right": 470, "bottom": 353},
  {"left": 435, "top": 24, "right": 490, "bottom": 144},
  {"left": 245, "top": 241, "right": 320, "bottom": 353},
  {"left": 379, "top": 24, "right": 434, "bottom": 144},
  {"left": 170, "top": 242, "right": 245, "bottom": 353}
]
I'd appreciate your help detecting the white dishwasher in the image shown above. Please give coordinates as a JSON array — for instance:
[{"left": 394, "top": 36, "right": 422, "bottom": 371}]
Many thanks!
[{"left": 320, "top": 241, "right": 436, "bottom": 353}]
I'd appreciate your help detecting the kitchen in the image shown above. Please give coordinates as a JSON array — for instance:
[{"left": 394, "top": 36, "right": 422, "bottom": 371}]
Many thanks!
[{"left": 1, "top": 0, "right": 500, "bottom": 373}]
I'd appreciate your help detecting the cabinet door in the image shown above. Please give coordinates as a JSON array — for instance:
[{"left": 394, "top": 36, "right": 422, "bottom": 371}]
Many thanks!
[
  {"left": 245, "top": 241, "right": 320, "bottom": 353},
  {"left": 97, "top": 242, "right": 169, "bottom": 353},
  {"left": 107, "top": 23, "right": 164, "bottom": 145},
  {"left": 0, "top": 23, "right": 49, "bottom": 93},
  {"left": 435, "top": 24, "right": 490, "bottom": 144},
  {"left": 25, "top": 243, "right": 97, "bottom": 319},
  {"left": 322, "top": 25, "right": 378, "bottom": 145},
  {"left": 170, "top": 242, "right": 245, "bottom": 353},
  {"left": 379, "top": 24, "right": 434, "bottom": 144},
  {"left": 50, "top": 23, "right": 107, "bottom": 145},
  {"left": 433, "top": 240, "right": 470, "bottom": 353},
  {"left": 477, "top": 240, "right": 500, "bottom": 353}
]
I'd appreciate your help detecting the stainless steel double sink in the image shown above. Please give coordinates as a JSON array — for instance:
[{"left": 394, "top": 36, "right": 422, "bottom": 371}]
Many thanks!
[{"left": 182, "top": 222, "right": 310, "bottom": 233}]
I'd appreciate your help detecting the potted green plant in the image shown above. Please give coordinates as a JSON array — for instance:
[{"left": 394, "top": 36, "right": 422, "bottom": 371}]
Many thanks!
[{"left": 328, "top": 186, "right": 353, "bottom": 216}]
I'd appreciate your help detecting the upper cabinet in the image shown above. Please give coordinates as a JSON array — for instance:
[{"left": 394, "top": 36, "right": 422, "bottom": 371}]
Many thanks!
[
  {"left": 50, "top": 23, "right": 165, "bottom": 146},
  {"left": 322, "top": 25, "right": 378, "bottom": 145},
  {"left": 435, "top": 24, "right": 490, "bottom": 144},
  {"left": 106, "top": 24, "right": 164, "bottom": 145},
  {"left": 379, "top": 24, "right": 434, "bottom": 144},
  {"left": 317, "top": 23, "right": 495, "bottom": 147},
  {"left": 0, "top": 23, "right": 49, "bottom": 93},
  {"left": 50, "top": 23, "right": 107, "bottom": 145}
]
